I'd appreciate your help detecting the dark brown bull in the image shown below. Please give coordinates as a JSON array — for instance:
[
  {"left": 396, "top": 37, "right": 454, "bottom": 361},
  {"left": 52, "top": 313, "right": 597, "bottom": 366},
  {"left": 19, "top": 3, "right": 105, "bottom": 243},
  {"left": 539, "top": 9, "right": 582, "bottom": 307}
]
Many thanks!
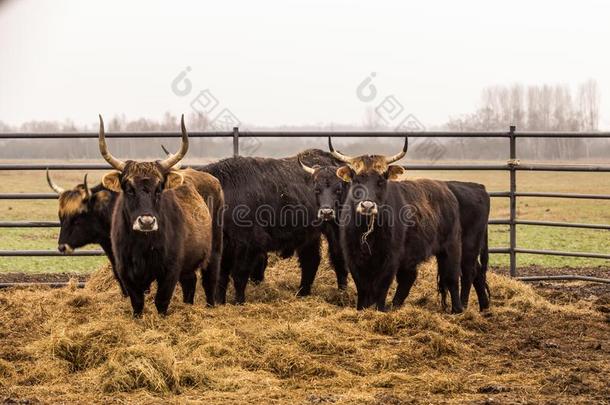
[
  {"left": 329, "top": 138, "right": 464, "bottom": 312},
  {"left": 98, "top": 114, "right": 221, "bottom": 316},
  {"left": 299, "top": 151, "right": 491, "bottom": 311}
]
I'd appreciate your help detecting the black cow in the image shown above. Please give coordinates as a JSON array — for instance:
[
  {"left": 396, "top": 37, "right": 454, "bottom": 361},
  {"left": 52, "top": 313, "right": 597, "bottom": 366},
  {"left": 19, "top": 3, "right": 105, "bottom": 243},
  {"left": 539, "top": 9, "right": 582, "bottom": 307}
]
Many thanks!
[
  {"left": 98, "top": 115, "right": 221, "bottom": 316},
  {"left": 299, "top": 157, "right": 491, "bottom": 311},
  {"left": 329, "top": 139, "right": 464, "bottom": 312},
  {"left": 446, "top": 181, "right": 490, "bottom": 311},
  {"left": 46, "top": 171, "right": 124, "bottom": 294},
  {"left": 297, "top": 159, "right": 348, "bottom": 292},
  {"left": 201, "top": 149, "right": 348, "bottom": 304}
]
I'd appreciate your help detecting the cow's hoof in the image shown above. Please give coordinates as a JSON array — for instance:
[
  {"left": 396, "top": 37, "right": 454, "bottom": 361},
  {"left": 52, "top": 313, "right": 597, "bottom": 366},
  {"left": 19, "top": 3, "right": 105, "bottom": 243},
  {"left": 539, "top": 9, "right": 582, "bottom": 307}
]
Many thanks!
[
  {"left": 296, "top": 288, "right": 311, "bottom": 297},
  {"left": 480, "top": 308, "right": 492, "bottom": 317}
]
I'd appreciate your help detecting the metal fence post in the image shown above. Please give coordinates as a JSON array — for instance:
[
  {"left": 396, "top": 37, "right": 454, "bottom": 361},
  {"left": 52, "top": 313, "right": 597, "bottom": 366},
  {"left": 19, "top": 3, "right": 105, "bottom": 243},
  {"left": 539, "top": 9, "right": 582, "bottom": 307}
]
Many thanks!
[
  {"left": 233, "top": 127, "right": 239, "bottom": 157},
  {"left": 509, "top": 125, "right": 517, "bottom": 277}
]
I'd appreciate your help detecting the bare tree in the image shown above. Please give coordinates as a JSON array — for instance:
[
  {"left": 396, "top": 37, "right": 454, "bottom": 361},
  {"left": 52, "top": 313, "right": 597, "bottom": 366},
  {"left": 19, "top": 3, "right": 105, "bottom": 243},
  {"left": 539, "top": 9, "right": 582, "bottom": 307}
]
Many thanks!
[
  {"left": 362, "top": 106, "right": 382, "bottom": 130},
  {"left": 578, "top": 78, "right": 600, "bottom": 131}
]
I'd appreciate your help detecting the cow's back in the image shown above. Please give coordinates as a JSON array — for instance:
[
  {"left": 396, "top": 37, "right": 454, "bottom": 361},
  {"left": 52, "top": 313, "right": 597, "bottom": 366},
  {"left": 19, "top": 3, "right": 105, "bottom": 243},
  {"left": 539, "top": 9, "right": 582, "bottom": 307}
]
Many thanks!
[
  {"left": 172, "top": 182, "right": 213, "bottom": 270},
  {"left": 445, "top": 181, "right": 489, "bottom": 250},
  {"left": 202, "top": 152, "right": 331, "bottom": 251}
]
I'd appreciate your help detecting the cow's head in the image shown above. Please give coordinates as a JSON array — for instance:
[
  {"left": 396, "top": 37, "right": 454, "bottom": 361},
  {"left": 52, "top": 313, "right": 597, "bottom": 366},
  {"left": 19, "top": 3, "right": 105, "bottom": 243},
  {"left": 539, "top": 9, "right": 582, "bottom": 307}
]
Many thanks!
[
  {"left": 299, "top": 157, "right": 346, "bottom": 221},
  {"left": 47, "top": 171, "right": 116, "bottom": 253},
  {"left": 98, "top": 114, "right": 188, "bottom": 233},
  {"left": 330, "top": 136, "right": 407, "bottom": 216}
]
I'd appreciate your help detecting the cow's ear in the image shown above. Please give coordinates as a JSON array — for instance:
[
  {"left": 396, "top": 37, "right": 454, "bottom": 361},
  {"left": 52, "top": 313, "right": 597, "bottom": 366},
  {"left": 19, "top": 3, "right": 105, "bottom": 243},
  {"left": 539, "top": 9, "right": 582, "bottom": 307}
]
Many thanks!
[
  {"left": 165, "top": 171, "right": 184, "bottom": 189},
  {"left": 386, "top": 165, "right": 404, "bottom": 180},
  {"left": 102, "top": 171, "right": 122, "bottom": 192},
  {"left": 336, "top": 166, "right": 353, "bottom": 182}
]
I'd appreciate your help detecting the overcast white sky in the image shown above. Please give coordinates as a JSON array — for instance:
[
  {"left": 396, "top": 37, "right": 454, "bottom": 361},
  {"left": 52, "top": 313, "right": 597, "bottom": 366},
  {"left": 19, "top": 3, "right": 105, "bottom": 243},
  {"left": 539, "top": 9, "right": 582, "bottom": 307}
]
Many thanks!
[{"left": 1, "top": 0, "right": 609, "bottom": 129}]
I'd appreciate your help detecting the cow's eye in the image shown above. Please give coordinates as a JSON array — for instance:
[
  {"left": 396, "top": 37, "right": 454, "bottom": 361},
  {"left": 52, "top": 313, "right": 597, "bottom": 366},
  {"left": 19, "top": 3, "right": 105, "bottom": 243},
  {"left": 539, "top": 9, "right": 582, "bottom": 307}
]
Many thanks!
[
  {"left": 335, "top": 188, "right": 342, "bottom": 195},
  {"left": 155, "top": 186, "right": 162, "bottom": 196},
  {"left": 125, "top": 186, "right": 135, "bottom": 196},
  {"left": 314, "top": 188, "right": 321, "bottom": 195},
  {"left": 377, "top": 179, "right": 385, "bottom": 186}
]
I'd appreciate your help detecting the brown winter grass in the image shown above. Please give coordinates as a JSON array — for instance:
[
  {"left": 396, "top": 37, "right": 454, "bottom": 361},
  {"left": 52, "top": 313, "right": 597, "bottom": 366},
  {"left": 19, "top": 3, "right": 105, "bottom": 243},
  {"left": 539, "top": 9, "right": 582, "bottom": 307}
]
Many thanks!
[{"left": 1, "top": 250, "right": 609, "bottom": 404}]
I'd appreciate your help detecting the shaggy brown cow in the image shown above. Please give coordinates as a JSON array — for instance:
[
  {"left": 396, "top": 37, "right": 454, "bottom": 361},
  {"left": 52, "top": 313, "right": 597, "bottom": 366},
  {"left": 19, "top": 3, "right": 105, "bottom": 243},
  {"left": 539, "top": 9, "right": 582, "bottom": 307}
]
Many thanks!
[{"left": 98, "top": 114, "right": 221, "bottom": 316}]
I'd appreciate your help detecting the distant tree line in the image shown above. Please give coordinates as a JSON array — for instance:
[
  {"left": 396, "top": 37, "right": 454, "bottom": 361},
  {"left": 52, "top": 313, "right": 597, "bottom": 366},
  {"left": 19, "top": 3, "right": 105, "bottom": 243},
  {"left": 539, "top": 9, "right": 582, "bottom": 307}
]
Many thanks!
[
  {"left": 442, "top": 79, "right": 606, "bottom": 160},
  {"left": 0, "top": 80, "right": 607, "bottom": 161}
]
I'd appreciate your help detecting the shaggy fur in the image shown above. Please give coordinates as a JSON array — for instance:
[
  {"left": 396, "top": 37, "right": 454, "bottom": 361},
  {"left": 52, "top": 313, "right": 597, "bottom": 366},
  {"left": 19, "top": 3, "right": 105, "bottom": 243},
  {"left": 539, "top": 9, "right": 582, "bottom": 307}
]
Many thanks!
[
  {"left": 303, "top": 162, "right": 491, "bottom": 312},
  {"left": 201, "top": 149, "right": 347, "bottom": 304},
  {"left": 338, "top": 163, "right": 463, "bottom": 312},
  {"left": 54, "top": 182, "right": 122, "bottom": 293},
  {"left": 107, "top": 161, "right": 218, "bottom": 316}
]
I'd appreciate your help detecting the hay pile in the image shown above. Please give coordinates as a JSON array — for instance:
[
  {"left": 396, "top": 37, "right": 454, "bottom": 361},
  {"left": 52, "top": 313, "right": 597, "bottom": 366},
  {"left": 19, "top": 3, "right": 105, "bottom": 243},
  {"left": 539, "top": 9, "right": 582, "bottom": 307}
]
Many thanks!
[{"left": 0, "top": 250, "right": 609, "bottom": 404}]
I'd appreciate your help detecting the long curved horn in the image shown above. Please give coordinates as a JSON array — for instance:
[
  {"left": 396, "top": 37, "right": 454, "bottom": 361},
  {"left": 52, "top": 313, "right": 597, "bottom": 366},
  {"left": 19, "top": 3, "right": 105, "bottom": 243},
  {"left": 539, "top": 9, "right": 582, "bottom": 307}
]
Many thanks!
[
  {"left": 384, "top": 137, "right": 409, "bottom": 163},
  {"left": 83, "top": 174, "right": 92, "bottom": 199},
  {"left": 98, "top": 114, "right": 126, "bottom": 170},
  {"left": 328, "top": 136, "right": 353, "bottom": 163},
  {"left": 298, "top": 156, "right": 316, "bottom": 175},
  {"left": 160, "top": 144, "right": 182, "bottom": 169},
  {"left": 46, "top": 169, "right": 64, "bottom": 194},
  {"left": 158, "top": 114, "right": 189, "bottom": 170}
]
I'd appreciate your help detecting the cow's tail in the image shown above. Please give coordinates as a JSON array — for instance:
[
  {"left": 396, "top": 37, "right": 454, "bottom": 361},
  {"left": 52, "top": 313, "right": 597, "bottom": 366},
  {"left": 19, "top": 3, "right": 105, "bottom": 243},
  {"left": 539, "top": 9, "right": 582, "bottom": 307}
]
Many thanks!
[
  {"left": 478, "top": 226, "right": 491, "bottom": 303},
  {"left": 437, "top": 270, "right": 449, "bottom": 312}
]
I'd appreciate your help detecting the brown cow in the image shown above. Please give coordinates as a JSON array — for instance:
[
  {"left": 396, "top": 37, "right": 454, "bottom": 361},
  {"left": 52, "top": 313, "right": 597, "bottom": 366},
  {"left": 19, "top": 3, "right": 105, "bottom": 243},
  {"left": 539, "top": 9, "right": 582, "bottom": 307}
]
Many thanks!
[{"left": 98, "top": 114, "right": 222, "bottom": 316}]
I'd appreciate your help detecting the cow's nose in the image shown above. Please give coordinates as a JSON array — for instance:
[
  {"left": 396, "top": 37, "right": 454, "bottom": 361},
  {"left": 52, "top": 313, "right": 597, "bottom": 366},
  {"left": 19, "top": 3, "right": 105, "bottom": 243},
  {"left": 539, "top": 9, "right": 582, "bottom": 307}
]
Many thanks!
[
  {"left": 361, "top": 201, "right": 375, "bottom": 210},
  {"left": 139, "top": 216, "right": 155, "bottom": 226},
  {"left": 318, "top": 208, "right": 335, "bottom": 220},
  {"left": 357, "top": 200, "right": 378, "bottom": 215},
  {"left": 58, "top": 244, "right": 73, "bottom": 254},
  {"left": 134, "top": 215, "right": 158, "bottom": 232}
]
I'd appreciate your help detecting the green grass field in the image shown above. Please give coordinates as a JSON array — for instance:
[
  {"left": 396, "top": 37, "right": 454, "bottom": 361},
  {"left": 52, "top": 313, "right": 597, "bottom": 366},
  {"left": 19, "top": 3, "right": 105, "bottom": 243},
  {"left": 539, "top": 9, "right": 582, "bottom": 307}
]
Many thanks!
[{"left": 0, "top": 166, "right": 608, "bottom": 274}]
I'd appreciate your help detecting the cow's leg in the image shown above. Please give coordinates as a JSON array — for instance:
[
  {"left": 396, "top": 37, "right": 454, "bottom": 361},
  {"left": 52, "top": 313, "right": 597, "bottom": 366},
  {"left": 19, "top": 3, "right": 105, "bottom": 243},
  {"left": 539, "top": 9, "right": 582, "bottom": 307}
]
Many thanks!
[
  {"left": 327, "top": 232, "right": 348, "bottom": 290},
  {"left": 372, "top": 269, "right": 395, "bottom": 312},
  {"left": 392, "top": 266, "right": 417, "bottom": 308},
  {"left": 460, "top": 252, "right": 477, "bottom": 309},
  {"left": 123, "top": 278, "right": 145, "bottom": 317},
  {"left": 203, "top": 253, "right": 221, "bottom": 306},
  {"left": 356, "top": 287, "right": 367, "bottom": 310},
  {"left": 233, "top": 249, "right": 258, "bottom": 304},
  {"left": 473, "top": 263, "right": 490, "bottom": 311},
  {"left": 118, "top": 264, "right": 145, "bottom": 317},
  {"left": 126, "top": 287, "right": 145, "bottom": 317},
  {"left": 154, "top": 271, "right": 180, "bottom": 315},
  {"left": 296, "top": 238, "right": 321, "bottom": 296},
  {"left": 355, "top": 276, "right": 376, "bottom": 310},
  {"left": 249, "top": 253, "right": 268, "bottom": 284},
  {"left": 437, "top": 249, "right": 463, "bottom": 314},
  {"left": 216, "top": 251, "right": 233, "bottom": 305},
  {"left": 201, "top": 264, "right": 217, "bottom": 307},
  {"left": 180, "top": 271, "right": 197, "bottom": 304}
]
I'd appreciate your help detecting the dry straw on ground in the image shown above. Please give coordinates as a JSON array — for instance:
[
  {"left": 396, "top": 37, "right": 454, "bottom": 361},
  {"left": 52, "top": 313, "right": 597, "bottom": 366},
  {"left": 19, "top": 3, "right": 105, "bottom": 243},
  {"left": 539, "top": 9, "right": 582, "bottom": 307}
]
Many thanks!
[{"left": 0, "top": 250, "right": 609, "bottom": 404}]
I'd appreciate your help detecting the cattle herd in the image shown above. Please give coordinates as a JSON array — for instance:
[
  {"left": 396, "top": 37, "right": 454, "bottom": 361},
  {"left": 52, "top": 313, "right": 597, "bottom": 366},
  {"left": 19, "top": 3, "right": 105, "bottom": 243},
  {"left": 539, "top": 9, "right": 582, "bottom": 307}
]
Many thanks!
[{"left": 45, "top": 115, "right": 491, "bottom": 317}]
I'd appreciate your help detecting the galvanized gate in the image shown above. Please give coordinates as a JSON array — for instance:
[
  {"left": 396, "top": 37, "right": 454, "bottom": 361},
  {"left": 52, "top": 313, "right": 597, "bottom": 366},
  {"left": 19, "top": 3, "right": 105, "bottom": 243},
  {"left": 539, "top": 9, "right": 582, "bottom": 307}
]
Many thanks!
[{"left": 1, "top": 127, "right": 609, "bottom": 283}]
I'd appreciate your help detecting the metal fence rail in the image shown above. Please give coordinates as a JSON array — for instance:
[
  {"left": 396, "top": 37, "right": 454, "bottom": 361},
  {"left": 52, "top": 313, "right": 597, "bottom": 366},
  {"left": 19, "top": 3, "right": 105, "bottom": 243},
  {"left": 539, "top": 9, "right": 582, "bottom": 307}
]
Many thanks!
[{"left": 1, "top": 126, "right": 609, "bottom": 284}]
